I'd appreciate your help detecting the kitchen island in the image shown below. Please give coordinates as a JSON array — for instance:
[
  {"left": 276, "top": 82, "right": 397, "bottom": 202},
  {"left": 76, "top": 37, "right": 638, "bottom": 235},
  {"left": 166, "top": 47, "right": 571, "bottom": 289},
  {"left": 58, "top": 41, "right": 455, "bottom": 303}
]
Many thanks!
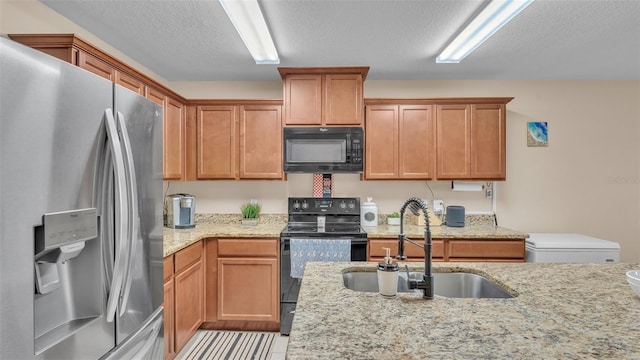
[{"left": 286, "top": 262, "right": 640, "bottom": 359}]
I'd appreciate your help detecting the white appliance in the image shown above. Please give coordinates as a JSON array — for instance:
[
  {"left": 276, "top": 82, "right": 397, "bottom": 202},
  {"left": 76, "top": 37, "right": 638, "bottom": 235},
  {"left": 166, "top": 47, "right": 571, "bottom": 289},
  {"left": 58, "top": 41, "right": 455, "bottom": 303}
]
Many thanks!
[{"left": 526, "top": 233, "right": 620, "bottom": 263}]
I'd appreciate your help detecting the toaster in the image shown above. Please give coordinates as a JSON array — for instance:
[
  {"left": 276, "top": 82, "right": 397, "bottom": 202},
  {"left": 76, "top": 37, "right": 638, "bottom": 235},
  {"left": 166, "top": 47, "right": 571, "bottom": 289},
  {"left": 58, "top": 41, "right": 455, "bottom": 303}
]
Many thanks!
[{"left": 165, "top": 193, "right": 196, "bottom": 229}]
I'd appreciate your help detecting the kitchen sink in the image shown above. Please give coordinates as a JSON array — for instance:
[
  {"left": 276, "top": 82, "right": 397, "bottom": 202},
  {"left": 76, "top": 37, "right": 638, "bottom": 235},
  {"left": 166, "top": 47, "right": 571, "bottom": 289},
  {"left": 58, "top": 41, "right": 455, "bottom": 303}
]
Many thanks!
[{"left": 342, "top": 271, "right": 514, "bottom": 298}]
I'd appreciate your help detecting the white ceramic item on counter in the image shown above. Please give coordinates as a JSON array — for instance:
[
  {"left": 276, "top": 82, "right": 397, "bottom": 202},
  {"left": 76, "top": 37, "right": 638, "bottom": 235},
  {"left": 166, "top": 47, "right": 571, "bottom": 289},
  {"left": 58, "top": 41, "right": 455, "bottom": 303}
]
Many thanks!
[{"left": 361, "top": 197, "right": 378, "bottom": 227}]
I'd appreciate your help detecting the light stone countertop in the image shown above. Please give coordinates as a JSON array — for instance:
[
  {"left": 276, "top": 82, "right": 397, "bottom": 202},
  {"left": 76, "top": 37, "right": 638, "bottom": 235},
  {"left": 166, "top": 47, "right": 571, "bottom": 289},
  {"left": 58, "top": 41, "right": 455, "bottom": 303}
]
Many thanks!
[
  {"left": 163, "top": 216, "right": 527, "bottom": 257},
  {"left": 163, "top": 222, "right": 286, "bottom": 256},
  {"left": 286, "top": 261, "right": 640, "bottom": 359},
  {"left": 365, "top": 223, "right": 528, "bottom": 239}
]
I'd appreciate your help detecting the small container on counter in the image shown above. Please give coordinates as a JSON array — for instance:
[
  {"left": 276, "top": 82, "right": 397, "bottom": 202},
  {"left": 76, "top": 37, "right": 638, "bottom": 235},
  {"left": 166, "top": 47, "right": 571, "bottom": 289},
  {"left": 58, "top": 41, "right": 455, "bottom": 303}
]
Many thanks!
[{"left": 377, "top": 247, "right": 399, "bottom": 297}]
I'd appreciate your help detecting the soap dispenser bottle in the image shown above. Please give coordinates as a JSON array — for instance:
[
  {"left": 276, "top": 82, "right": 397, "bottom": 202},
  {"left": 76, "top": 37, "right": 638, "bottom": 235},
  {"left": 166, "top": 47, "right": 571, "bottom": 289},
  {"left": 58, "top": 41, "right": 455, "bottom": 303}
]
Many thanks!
[{"left": 377, "top": 247, "right": 399, "bottom": 297}]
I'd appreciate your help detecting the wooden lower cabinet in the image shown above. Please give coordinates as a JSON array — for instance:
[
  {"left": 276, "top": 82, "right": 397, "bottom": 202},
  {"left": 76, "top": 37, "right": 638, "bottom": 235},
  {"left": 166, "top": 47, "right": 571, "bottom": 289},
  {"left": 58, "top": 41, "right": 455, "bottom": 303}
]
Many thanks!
[
  {"left": 163, "top": 256, "right": 176, "bottom": 360},
  {"left": 447, "top": 239, "right": 525, "bottom": 262},
  {"left": 368, "top": 238, "right": 525, "bottom": 262},
  {"left": 165, "top": 240, "right": 203, "bottom": 360},
  {"left": 217, "top": 258, "right": 279, "bottom": 322},
  {"left": 202, "top": 238, "right": 280, "bottom": 332},
  {"left": 369, "top": 238, "right": 444, "bottom": 261}
]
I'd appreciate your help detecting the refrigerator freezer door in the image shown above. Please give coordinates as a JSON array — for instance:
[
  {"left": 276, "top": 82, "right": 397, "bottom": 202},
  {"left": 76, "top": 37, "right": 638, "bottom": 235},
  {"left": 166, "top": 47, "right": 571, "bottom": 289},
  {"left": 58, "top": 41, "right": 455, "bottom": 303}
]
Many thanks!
[
  {"left": 0, "top": 38, "right": 115, "bottom": 359},
  {"left": 100, "top": 307, "right": 164, "bottom": 360}
]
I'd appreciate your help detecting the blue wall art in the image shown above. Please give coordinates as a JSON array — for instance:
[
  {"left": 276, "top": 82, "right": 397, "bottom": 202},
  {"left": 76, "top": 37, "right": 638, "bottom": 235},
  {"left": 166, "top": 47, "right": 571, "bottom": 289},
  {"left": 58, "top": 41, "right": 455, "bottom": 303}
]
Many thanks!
[{"left": 527, "top": 122, "right": 548, "bottom": 147}]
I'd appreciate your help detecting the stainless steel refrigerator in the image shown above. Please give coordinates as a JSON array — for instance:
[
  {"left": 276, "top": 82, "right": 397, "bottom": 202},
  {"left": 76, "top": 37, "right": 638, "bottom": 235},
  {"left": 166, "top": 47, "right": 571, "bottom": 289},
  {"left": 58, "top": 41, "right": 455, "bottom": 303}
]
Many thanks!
[{"left": 0, "top": 37, "right": 164, "bottom": 359}]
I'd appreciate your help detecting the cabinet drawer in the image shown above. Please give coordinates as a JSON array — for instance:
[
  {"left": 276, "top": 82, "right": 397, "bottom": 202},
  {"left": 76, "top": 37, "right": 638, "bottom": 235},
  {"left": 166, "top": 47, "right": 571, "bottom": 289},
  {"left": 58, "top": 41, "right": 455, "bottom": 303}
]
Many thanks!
[
  {"left": 175, "top": 241, "right": 202, "bottom": 273},
  {"left": 448, "top": 239, "right": 524, "bottom": 259},
  {"left": 163, "top": 255, "right": 174, "bottom": 281},
  {"left": 218, "top": 239, "right": 278, "bottom": 257},
  {"left": 369, "top": 239, "right": 444, "bottom": 258}
]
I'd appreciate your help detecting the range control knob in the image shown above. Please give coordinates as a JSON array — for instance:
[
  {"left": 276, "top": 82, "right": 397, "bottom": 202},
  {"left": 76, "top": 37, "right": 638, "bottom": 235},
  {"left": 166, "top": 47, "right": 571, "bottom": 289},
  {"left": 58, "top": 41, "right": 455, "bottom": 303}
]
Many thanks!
[
  {"left": 339, "top": 201, "right": 347, "bottom": 209},
  {"left": 348, "top": 201, "right": 356, "bottom": 210},
  {"left": 301, "top": 201, "right": 309, "bottom": 210},
  {"left": 292, "top": 201, "right": 300, "bottom": 210}
]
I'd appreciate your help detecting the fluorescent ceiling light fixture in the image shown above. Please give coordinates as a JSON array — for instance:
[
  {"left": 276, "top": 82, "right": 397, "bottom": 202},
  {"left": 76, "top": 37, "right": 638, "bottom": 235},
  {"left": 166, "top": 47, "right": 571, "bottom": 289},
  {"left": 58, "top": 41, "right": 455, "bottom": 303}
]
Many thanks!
[
  {"left": 437, "top": 0, "right": 534, "bottom": 63},
  {"left": 219, "top": 0, "right": 279, "bottom": 64}
]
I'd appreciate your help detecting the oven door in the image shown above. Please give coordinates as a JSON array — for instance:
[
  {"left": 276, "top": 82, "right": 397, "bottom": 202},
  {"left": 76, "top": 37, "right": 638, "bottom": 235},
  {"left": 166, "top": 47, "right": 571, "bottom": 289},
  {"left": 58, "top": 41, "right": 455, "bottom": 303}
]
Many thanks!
[{"left": 279, "top": 236, "right": 366, "bottom": 335}]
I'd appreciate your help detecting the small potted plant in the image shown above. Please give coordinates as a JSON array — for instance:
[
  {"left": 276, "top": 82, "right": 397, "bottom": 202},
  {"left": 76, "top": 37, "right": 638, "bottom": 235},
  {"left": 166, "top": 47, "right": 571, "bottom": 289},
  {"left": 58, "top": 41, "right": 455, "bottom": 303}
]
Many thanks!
[
  {"left": 241, "top": 200, "right": 261, "bottom": 226},
  {"left": 387, "top": 211, "right": 401, "bottom": 226}
]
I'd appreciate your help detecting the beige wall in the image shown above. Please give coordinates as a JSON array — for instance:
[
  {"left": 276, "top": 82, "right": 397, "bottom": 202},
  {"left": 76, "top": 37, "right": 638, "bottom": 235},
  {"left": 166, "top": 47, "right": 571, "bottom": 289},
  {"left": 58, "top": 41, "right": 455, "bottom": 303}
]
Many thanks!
[{"left": 3, "top": 1, "right": 639, "bottom": 262}]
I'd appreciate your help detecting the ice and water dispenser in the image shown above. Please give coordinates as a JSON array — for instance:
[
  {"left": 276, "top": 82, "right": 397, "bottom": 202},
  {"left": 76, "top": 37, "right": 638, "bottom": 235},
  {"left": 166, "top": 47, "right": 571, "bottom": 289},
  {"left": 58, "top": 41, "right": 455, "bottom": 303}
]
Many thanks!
[{"left": 33, "top": 208, "right": 103, "bottom": 355}]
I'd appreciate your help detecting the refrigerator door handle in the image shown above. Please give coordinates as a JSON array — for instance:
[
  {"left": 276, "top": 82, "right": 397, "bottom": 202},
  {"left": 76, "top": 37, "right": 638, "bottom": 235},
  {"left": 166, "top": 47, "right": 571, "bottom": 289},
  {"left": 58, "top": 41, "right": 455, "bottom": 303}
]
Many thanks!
[
  {"left": 115, "top": 111, "right": 139, "bottom": 316},
  {"left": 104, "top": 109, "right": 130, "bottom": 323}
]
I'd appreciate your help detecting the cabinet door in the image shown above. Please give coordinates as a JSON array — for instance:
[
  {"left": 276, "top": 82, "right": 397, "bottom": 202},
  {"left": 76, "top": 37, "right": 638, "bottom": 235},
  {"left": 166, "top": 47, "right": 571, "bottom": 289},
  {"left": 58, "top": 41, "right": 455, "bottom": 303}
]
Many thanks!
[
  {"left": 239, "top": 105, "right": 282, "bottom": 179},
  {"left": 398, "top": 105, "right": 436, "bottom": 179},
  {"left": 204, "top": 238, "right": 217, "bottom": 323},
  {"left": 323, "top": 74, "right": 363, "bottom": 125},
  {"left": 448, "top": 239, "right": 524, "bottom": 261},
  {"left": 174, "top": 260, "right": 203, "bottom": 353},
  {"left": 368, "top": 238, "right": 444, "bottom": 261},
  {"left": 436, "top": 104, "right": 471, "bottom": 179},
  {"left": 164, "top": 97, "right": 185, "bottom": 180},
  {"left": 365, "top": 105, "right": 398, "bottom": 179},
  {"left": 217, "top": 258, "right": 279, "bottom": 322},
  {"left": 78, "top": 50, "right": 114, "bottom": 81},
  {"left": 284, "top": 74, "right": 322, "bottom": 125},
  {"left": 197, "top": 106, "right": 237, "bottom": 179},
  {"left": 115, "top": 71, "right": 145, "bottom": 95},
  {"left": 471, "top": 104, "right": 506, "bottom": 179},
  {"left": 163, "top": 278, "right": 175, "bottom": 360}
]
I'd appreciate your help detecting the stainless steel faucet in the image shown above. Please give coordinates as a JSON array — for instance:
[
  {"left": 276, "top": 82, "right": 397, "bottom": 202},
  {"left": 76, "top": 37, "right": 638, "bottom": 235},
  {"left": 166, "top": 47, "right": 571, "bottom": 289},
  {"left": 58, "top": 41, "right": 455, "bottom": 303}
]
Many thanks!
[{"left": 396, "top": 197, "right": 434, "bottom": 300}]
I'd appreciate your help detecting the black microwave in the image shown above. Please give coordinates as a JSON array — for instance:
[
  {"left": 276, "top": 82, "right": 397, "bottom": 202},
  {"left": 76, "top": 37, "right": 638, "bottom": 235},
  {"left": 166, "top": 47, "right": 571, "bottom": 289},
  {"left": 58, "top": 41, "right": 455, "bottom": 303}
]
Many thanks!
[{"left": 283, "top": 127, "right": 364, "bottom": 173}]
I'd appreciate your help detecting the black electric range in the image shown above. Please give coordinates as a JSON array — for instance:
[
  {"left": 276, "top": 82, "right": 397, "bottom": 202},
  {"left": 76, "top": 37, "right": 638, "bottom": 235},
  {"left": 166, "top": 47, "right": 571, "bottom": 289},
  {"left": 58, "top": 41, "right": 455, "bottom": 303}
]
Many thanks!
[{"left": 279, "top": 197, "right": 368, "bottom": 335}]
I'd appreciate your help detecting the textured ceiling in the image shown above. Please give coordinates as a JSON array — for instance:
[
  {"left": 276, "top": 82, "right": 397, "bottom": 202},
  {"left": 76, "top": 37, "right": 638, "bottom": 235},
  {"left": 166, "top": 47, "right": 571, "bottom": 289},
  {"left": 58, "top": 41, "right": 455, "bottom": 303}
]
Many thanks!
[{"left": 41, "top": 0, "right": 640, "bottom": 81}]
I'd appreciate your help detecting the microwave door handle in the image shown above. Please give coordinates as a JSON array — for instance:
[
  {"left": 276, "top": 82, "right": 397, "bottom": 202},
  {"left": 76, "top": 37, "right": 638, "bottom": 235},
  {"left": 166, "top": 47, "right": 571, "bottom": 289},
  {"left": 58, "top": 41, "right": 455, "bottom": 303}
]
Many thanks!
[
  {"left": 104, "top": 109, "right": 130, "bottom": 323},
  {"left": 345, "top": 133, "right": 351, "bottom": 162},
  {"left": 116, "top": 111, "right": 139, "bottom": 316}
]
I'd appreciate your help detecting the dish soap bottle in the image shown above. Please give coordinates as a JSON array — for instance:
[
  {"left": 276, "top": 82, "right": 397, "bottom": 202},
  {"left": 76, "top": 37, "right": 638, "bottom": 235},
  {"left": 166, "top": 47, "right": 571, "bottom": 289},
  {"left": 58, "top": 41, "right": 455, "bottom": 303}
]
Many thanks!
[{"left": 377, "top": 247, "right": 399, "bottom": 297}]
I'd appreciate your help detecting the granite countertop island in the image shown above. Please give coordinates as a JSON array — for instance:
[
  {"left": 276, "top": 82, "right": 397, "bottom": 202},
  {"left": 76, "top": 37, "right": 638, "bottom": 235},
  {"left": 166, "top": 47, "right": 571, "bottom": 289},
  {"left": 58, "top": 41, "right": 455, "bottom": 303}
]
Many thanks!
[{"left": 287, "top": 262, "right": 640, "bottom": 359}]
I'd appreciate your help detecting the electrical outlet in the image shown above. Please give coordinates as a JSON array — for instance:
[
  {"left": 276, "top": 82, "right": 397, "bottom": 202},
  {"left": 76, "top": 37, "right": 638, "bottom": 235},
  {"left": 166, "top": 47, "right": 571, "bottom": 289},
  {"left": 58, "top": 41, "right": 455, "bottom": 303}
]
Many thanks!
[
  {"left": 485, "top": 188, "right": 493, "bottom": 198},
  {"left": 433, "top": 200, "right": 444, "bottom": 214}
]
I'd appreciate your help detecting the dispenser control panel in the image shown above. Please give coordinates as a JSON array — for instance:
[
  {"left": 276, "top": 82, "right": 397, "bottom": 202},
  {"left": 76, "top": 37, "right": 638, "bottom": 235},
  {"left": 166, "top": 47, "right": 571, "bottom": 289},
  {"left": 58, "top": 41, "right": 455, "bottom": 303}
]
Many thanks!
[{"left": 37, "top": 208, "right": 98, "bottom": 254}]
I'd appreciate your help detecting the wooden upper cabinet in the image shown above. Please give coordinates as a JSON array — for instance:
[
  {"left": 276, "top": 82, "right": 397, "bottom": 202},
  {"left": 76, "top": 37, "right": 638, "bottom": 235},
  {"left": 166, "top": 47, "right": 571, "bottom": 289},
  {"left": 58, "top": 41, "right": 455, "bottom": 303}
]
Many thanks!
[
  {"left": 164, "top": 97, "right": 186, "bottom": 180},
  {"left": 323, "top": 74, "right": 363, "bottom": 125},
  {"left": 365, "top": 105, "right": 398, "bottom": 179},
  {"left": 115, "top": 71, "right": 145, "bottom": 95},
  {"left": 365, "top": 104, "right": 435, "bottom": 179},
  {"left": 436, "top": 102, "right": 507, "bottom": 180},
  {"left": 147, "top": 88, "right": 186, "bottom": 180},
  {"left": 239, "top": 105, "right": 283, "bottom": 179},
  {"left": 197, "top": 106, "right": 237, "bottom": 179},
  {"left": 399, "top": 105, "right": 436, "bottom": 179},
  {"left": 436, "top": 104, "right": 471, "bottom": 179},
  {"left": 78, "top": 50, "right": 114, "bottom": 81},
  {"left": 471, "top": 104, "right": 506, "bottom": 179},
  {"left": 279, "top": 67, "right": 368, "bottom": 126},
  {"left": 283, "top": 74, "right": 322, "bottom": 125},
  {"left": 194, "top": 104, "right": 283, "bottom": 180}
]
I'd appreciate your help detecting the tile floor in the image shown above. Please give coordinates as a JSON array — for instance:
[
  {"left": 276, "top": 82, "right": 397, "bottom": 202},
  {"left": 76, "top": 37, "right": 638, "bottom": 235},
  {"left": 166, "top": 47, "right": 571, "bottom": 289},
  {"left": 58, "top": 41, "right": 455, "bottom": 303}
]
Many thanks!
[{"left": 269, "top": 335, "right": 289, "bottom": 360}]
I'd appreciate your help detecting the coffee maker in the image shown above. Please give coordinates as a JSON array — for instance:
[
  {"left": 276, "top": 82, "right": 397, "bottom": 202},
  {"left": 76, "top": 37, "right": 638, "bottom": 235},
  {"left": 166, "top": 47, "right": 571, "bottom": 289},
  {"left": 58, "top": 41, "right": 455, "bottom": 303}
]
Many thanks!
[{"left": 165, "top": 193, "right": 196, "bottom": 229}]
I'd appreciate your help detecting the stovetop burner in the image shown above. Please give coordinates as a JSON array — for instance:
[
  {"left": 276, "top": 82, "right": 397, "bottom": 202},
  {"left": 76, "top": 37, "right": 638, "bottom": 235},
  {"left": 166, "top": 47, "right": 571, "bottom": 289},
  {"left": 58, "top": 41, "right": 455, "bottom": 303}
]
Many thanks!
[{"left": 281, "top": 197, "right": 367, "bottom": 239}]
